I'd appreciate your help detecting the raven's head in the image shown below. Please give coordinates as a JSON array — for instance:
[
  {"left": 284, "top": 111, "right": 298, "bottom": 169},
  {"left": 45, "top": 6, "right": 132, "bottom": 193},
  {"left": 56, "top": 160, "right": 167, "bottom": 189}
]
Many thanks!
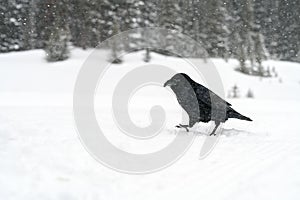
[{"left": 163, "top": 73, "right": 191, "bottom": 87}]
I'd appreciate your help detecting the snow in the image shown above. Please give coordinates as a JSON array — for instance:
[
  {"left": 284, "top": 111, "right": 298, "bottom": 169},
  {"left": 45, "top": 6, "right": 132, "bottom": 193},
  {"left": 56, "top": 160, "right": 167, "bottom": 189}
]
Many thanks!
[{"left": 0, "top": 49, "right": 300, "bottom": 200}]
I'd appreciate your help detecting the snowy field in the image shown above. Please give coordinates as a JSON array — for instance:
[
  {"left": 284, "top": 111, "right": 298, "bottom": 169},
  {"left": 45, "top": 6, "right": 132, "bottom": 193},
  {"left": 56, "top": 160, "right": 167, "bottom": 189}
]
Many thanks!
[{"left": 0, "top": 49, "right": 300, "bottom": 200}]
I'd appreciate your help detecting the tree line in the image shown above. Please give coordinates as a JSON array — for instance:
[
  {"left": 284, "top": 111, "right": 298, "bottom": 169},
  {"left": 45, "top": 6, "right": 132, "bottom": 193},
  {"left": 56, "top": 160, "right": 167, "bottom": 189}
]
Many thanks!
[{"left": 0, "top": 0, "right": 299, "bottom": 65}]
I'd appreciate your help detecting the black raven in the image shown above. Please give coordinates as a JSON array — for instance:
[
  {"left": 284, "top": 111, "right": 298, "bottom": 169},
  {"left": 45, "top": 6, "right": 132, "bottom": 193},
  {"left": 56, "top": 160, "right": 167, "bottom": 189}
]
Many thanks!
[{"left": 164, "top": 73, "right": 252, "bottom": 136}]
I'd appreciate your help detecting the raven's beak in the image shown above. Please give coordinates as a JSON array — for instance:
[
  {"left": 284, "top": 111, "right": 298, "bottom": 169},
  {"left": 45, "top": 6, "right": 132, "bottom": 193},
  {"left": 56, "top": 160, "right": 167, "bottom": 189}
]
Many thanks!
[{"left": 163, "top": 80, "right": 170, "bottom": 87}]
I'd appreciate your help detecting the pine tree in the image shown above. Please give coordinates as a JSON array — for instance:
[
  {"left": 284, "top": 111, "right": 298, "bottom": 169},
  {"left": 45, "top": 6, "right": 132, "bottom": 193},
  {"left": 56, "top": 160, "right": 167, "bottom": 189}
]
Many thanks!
[
  {"left": 69, "top": 0, "right": 89, "bottom": 49},
  {"left": 205, "top": 0, "right": 230, "bottom": 59},
  {"left": 276, "top": 0, "right": 299, "bottom": 60},
  {"left": 157, "top": 0, "right": 183, "bottom": 56},
  {"left": 0, "top": 1, "right": 9, "bottom": 52},
  {"left": 140, "top": 0, "right": 158, "bottom": 53},
  {"left": 43, "top": 0, "right": 71, "bottom": 62},
  {"left": 228, "top": 84, "right": 240, "bottom": 98},
  {"left": 229, "top": 0, "right": 268, "bottom": 73},
  {"left": 122, "top": 0, "right": 146, "bottom": 51},
  {"left": 22, "top": 0, "right": 38, "bottom": 50},
  {"left": 143, "top": 48, "right": 151, "bottom": 62},
  {"left": 246, "top": 89, "right": 254, "bottom": 98},
  {"left": 0, "top": 0, "right": 27, "bottom": 52},
  {"left": 45, "top": 25, "right": 70, "bottom": 62},
  {"left": 109, "top": 22, "right": 123, "bottom": 64},
  {"left": 264, "top": 0, "right": 281, "bottom": 59},
  {"left": 253, "top": 33, "right": 268, "bottom": 68}
]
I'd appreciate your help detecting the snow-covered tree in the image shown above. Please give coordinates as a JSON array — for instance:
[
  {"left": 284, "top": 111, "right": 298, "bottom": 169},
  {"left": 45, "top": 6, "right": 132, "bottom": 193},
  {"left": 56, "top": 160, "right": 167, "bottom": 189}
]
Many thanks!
[
  {"left": 157, "top": 0, "right": 183, "bottom": 56},
  {"left": 276, "top": 0, "right": 299, "bottom": 61},
  {"left": 0, "top": 0, "right": 28, "bottom": 52},
  {"left": 246, "top": 89, "right": 254, "bottom": 98},
  {"left": 143, "top": 48, "right": 151, "bottom": 62},
  {"left": 68, "top": 0, "right": 89, "bottom": 49},
  {"left": 0, "top": 0, "right": 298, "bottom": 64},
  {"left": 43, "top": 0, "right": 71, "bottom": 62},
  {"left": 229, "top": 0, "right": 268, "bottom": 73},
  {"left": 22, "top": 0, "right": 39, "bottom": 50},
  {"left": 204, "top": 0, "right": 230, "bottom": 59},
  {"left": 45, "top": 25, "right": 70, "bottom": 62},
  {"left": 228, "top": 84, "right": 240, "bottom": 98},
  {"left": 0, "top": 1, "right": 10, "bottom": 52},
  {"left": 109, "top": 22, "right": 123, "bottom": 64}
]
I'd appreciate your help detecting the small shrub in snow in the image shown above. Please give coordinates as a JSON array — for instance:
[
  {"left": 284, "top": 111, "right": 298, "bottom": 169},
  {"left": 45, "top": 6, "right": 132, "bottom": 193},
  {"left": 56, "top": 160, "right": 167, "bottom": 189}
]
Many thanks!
[
  {"left": 246, "top": 89, "right": 254, "bottom": 98},
  {"left": 228, "top": 84, "right": 240, "bottom": 98},
  {"left": 109, "top": 23, "right": 123, "bottom": 64},
  {"left": 45, "top": 27, "right": 70, "bottom": 62},
  {"left": 143, "top": 48, "right": 151, "bottom": 62},
  {"left": 272, "top": 67, "right": 278, "bottom": 77}
]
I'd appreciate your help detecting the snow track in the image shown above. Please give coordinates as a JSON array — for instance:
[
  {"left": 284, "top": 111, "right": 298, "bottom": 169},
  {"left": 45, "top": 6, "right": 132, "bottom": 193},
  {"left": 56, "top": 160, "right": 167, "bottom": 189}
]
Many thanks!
[{"left": 0, "top": 50, "right": 300, "bottom": 200}]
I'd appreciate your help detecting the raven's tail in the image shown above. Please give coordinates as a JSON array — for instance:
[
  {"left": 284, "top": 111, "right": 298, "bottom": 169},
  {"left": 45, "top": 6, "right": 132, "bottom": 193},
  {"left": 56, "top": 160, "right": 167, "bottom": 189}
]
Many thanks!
[
  {"left": 237, "top": 114, "right": 252, "bottom": 121},
  {"left": 228, "top": 109, "right": 252, "bottom": 121}
]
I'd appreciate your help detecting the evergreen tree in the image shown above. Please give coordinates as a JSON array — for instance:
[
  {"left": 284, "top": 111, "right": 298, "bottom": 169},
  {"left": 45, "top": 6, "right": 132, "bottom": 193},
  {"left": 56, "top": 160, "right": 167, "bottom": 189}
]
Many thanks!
[
  {"left": 180, "top": 0, "right": 208, "bottom": 58},
  {"left": 45, "top": 25, "right": 70, "bottom": 62},
  {"left": 276, "top": 0, "right": 299, "bottom": 60},
  {"left": 157, "top": 0, "right": 183, "bottom": 56},
  {"left": 140, "top": 0, "right": 158, "bottom": 53},
  {"left": 143, "top": 48, "right": 151, "bottom": 62},
  {"left": 228, "top": 84, "right": 240, "bottom": 98},
  {"left": 205, "top": 0, "right": 230, "bottom": 59},
  {"left": 43, "top": 0, "right": 71, "bottom": 62},
  {"left": 109, "top": 22, "right": 123, "bottom": 64},
  {"left": 229, "top": 0, "right": 268, "bottom": 73},
  {"left": 263, "top": 0, "right": 281, "bottom": 59},
  {"left": 0, "top": 0, "right": 28, "bottom": 52},
  {"left": 0, "top": 1, "right": 10, "bottom": 52},
  {"left": 69, "top": 0, "right": 89, "bottom": 49},
  {"left": 246, "top": 88, "right": 254, "bottom": 98},
  {"left": 22, "top": 0, "right": 38, "bottom": 50}
]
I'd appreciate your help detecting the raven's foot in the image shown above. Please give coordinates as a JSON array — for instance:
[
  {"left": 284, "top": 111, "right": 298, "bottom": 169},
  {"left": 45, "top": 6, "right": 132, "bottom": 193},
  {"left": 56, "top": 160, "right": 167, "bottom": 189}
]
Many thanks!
[
  {"left": 175, "top": 124, "right": 189, "bottom": 132},
  {"left": 209, "top": 121, "right": 221, "bottom": 136}
]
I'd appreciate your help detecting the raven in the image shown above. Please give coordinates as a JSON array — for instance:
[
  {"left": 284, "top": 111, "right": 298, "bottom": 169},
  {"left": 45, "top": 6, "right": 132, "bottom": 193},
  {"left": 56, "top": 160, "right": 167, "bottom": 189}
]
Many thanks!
[{"left": 164, "top": 73, "right": 252, "bottom": 136}]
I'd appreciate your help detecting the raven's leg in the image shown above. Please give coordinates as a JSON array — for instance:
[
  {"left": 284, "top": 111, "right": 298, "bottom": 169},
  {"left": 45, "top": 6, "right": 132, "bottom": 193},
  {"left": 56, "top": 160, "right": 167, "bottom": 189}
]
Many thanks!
[
  {"left": 210, "top": 121, "right": 221, "bottom": 136},
  {"left": 175, "top": 124, "right": 190, "bottom": 132}
]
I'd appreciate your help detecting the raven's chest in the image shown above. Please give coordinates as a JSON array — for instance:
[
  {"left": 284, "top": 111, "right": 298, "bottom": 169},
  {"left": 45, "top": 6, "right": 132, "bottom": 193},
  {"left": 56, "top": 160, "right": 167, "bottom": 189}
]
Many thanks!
[{"left": 172, "top": 87, "right": 200, "bottom": 110}]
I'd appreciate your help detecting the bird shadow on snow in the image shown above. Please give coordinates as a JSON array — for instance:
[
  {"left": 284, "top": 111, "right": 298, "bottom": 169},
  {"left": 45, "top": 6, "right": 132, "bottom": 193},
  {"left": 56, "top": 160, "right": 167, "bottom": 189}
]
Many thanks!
[
  {"left": 218, "top": 128, "right": 253, "bottom": 137},
  {"left": 166, "top": 127, "right": 253, "bottom": 137}
]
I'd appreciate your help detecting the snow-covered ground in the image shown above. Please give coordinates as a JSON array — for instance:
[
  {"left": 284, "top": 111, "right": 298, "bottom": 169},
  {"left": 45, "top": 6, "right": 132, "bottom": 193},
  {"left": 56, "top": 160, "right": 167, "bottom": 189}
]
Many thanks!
[{"left": 0, "top": 49, "right": 300, "bottom": 200}]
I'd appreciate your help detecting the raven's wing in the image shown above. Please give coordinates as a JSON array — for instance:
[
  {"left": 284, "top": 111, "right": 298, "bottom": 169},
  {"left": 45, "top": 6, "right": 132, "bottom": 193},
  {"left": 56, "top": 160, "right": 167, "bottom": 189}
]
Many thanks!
[{"left": 193, "top": 83, "right": 232, "bottom": 108}]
